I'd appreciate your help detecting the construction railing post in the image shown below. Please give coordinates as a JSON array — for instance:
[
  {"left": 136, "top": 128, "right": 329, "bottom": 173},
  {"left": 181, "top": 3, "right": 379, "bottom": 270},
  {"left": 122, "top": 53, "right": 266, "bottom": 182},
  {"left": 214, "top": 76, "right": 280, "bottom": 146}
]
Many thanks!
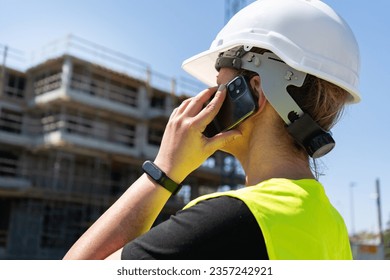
[{"left": 1, "top": 45, "right": 7, "bottom": 97}]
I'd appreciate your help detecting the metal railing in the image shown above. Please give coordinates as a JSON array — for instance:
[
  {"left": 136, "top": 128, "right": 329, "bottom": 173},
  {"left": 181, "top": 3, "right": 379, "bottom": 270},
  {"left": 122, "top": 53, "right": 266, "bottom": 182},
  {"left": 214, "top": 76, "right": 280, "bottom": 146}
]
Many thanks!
[
  {"left": 40, "top": 113, "right": 137, "bottom": 147},
  {"left": 70, "top": 73, "right": 138, "bottom": 107},
  {"left": 23, "top": 35, "right": 205, "bottom": 96}
]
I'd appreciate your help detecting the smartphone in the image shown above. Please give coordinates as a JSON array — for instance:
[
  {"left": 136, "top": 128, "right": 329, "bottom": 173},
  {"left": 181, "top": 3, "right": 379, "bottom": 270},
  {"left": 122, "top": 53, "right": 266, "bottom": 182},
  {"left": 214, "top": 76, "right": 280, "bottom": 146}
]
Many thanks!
[{"left": 203, "top": 75, "right": 258, "bottom": 137}]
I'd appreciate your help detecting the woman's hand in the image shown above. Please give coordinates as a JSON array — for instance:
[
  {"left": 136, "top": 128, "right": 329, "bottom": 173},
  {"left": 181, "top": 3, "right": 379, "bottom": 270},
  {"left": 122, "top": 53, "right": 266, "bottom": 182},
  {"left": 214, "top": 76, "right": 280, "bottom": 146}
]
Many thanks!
[{"left": 154, "top": 85, "right": 242, "bottom": 183}]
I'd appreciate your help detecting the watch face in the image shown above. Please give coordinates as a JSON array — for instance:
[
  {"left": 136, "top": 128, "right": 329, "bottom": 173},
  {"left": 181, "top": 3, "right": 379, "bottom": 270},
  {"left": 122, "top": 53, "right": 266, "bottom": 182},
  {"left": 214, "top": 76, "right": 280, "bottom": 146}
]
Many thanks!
[
  {"left": 143, "top": 162, "right": 163, "bottom": 181},
  {"left": 142, "top": 161, "right": 180, "bottom": 195}
]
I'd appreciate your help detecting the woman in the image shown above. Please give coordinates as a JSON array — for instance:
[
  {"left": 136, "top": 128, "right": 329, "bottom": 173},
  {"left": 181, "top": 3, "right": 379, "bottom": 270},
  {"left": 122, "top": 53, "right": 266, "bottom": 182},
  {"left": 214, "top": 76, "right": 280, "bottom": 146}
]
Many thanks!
[{"left": 64, "top": 0, "right": 360, "bottom": 260}]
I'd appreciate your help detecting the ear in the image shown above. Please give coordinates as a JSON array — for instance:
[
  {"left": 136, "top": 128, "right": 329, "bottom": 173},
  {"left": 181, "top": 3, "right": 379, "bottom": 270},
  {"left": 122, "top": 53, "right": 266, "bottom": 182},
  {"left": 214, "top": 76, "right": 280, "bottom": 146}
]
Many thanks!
[{"left": 249, "top": 75, "right": 267, "bottom": 112}]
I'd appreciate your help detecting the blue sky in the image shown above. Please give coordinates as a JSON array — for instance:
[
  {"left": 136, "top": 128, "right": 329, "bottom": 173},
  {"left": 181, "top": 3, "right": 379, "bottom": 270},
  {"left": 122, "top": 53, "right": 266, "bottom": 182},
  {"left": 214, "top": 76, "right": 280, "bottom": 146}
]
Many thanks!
[{"left": 1, "top": 0, "right": 389, "bottom": 235}]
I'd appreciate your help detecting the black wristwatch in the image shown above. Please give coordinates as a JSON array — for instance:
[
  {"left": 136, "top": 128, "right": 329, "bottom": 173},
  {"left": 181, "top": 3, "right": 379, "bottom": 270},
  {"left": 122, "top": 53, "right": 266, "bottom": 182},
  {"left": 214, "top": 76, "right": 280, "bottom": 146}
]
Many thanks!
[{"left": 142, "top": 160, "right": 182, "bottom": 195}]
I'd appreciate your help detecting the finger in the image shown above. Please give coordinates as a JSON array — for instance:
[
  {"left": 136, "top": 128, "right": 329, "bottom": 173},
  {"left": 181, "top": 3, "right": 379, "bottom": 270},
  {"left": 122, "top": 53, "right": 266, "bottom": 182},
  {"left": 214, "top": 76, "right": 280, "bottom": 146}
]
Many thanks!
[
  {"left": 183, "top": 87, "right": 218, "bottom": 117},
  {"left": 193, "top": 84, "right": 227, "bottom": 129},
  {"left": 174, "top": 97, "right": 193, "bottom": 116}
]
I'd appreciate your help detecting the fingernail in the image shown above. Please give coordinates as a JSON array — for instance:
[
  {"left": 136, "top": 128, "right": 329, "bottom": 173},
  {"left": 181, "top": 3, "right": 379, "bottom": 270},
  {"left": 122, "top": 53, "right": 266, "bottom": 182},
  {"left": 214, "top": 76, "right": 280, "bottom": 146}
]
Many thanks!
[{"left": 217, "top": 84, "right": 226, "bottom": 92}]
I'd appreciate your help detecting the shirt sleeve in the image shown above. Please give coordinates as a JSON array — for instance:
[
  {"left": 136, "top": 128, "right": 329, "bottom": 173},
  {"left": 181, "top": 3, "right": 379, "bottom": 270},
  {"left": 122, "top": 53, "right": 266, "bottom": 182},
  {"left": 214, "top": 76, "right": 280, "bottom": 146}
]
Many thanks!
[{"left": 121, "top": 196, "right": 269, "bottom": 260}]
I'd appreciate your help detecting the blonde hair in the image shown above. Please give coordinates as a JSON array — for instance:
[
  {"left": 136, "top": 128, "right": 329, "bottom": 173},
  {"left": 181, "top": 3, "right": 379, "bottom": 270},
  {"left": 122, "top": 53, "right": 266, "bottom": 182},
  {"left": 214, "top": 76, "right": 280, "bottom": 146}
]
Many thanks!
[
  {"left": 286, "top": 75, "right": 349, "bottom": 177},
  {"left": 288, "top": 74, "right": 349, "bottom": 132}
]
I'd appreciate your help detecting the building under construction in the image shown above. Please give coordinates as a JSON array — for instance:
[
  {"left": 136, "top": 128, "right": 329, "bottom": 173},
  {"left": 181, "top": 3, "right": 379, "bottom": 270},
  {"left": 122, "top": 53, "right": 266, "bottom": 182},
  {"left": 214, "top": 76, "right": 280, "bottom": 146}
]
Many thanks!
[{"left": 0, "top": 36, "right": 245, "bottom": 259}]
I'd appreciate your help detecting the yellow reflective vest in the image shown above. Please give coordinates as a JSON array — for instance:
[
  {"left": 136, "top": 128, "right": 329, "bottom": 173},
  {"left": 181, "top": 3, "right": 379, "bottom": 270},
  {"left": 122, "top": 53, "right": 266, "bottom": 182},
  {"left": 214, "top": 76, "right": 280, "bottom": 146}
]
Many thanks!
[{"left": 184, "top": 178, "right": 352, "bottom": 260}]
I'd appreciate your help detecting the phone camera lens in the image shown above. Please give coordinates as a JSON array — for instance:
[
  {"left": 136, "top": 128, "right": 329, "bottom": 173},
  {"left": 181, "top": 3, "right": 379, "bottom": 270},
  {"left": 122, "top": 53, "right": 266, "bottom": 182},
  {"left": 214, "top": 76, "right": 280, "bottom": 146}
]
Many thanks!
[{"left": 228, "top": 76, "right": 247, "bottom": 99}]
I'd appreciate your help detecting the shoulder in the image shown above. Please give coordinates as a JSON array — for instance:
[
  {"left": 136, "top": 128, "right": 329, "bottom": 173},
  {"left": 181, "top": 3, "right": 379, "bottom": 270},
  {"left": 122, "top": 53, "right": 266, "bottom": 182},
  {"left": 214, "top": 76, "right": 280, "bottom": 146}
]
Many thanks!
[
  {"left": 122, "top": 196, "right": 268, "bottom": 259},
  {"left": 185, "top": 194, "right": 252, "bottom": 217}
]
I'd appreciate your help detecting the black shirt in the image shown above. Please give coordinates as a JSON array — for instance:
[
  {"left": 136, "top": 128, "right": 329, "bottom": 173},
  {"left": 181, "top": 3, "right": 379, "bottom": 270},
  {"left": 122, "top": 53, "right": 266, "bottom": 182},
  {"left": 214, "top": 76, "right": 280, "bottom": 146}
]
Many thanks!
[{"left": 121, "top": 196, "right": 269, "bottom": 259}]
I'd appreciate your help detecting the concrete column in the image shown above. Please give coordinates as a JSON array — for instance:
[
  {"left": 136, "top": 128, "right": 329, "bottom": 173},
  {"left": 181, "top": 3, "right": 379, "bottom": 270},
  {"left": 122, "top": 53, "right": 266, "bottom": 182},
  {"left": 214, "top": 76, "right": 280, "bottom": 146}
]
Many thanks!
[
  {"left": 25, "top": 71, "right": 35, "bottom": 105},
  {"left": 61, "top": 56, "right": 73, "bottom": 92},
  {"left": 137, "top": 85, "right": 148, "bottom": 113},
  {"left": 136, "top": 85, "right": 149, "bottom": 156},
  {"left": 166, "top": 78, "right": 176, "bottom": 113},
  {"left": 136, "top": 122, "right": 148, "bottom": 157},
  {"left": 165, "top": 91, "right": 174, "bottom": 115}
]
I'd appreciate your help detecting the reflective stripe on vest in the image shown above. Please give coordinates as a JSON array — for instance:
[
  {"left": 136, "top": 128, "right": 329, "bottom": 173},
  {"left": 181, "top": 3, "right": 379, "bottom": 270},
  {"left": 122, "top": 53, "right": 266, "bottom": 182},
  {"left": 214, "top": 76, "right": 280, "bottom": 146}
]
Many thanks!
[{"left": 184, "top": 178, "right": 352, "bottom": 260}]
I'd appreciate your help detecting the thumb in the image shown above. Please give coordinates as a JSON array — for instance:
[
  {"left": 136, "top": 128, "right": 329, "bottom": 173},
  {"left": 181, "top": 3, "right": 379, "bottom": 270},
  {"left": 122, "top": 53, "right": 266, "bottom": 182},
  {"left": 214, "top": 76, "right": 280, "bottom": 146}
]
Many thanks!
[{"left": 205, "top": 130, "right": 243, "bottom": 152}]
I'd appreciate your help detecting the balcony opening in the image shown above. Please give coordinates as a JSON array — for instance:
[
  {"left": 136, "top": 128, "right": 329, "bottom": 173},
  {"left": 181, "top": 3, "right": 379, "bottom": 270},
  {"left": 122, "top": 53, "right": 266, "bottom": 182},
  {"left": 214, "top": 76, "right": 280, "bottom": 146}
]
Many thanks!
[
  {"left": 0, "top": 109, "right": 22, "bottom": 134},
  {"left": 33, "top": 69, "right": 62, "bottom": 96},
  {"left": 5, "top": 73, "right": 26, "bottom": 99},
  {"left": 112, "top": 123, "right": 136, "bottom": 147},
  {"left": 147, "top": 127, "right": 164, "bottom": 146},
  {"left": 0, "top": 151, "right": 18, "bottom": 177},
  {"left": 150, "top": 94, "right": 165, "bottom": 109}
]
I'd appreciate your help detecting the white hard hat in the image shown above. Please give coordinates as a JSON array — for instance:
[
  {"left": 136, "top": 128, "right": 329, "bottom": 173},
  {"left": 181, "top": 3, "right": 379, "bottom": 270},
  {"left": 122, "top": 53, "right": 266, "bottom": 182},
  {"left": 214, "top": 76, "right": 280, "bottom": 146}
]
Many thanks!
[{"left": 182, "top": 0, "right": 360, "bottom": 103}]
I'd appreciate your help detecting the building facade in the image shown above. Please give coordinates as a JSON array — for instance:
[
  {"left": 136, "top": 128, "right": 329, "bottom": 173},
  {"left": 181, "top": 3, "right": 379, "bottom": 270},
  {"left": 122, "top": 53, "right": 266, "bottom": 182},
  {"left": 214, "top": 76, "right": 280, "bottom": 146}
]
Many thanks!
[{"left": 0, "top": 40, "right": 244, "bottom": 259}]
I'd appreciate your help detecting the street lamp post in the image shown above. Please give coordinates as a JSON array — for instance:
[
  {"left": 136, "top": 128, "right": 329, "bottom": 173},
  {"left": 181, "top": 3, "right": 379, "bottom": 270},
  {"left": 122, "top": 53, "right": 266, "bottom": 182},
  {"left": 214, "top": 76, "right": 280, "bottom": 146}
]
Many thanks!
[
  {"left": 375, "top": 178, "right": 384, "bottom": 245},
  {"left": 350, "top": 182, "right": 356, "bottom": 236}
]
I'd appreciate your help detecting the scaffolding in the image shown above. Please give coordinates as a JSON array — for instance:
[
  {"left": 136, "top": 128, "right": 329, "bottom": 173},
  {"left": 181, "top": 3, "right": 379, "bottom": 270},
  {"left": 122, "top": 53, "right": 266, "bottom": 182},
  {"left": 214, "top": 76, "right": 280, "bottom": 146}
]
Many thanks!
[{"left": 0, "top": 37, "right": 245, "bottom": 259}]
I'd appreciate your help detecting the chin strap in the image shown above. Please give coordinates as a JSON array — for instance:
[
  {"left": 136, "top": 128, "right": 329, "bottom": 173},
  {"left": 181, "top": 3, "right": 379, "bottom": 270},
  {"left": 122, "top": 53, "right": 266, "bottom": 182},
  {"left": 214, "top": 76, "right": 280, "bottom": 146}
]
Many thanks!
[{"left": 216, "top": 47, "right": 335, "bottom": 158}]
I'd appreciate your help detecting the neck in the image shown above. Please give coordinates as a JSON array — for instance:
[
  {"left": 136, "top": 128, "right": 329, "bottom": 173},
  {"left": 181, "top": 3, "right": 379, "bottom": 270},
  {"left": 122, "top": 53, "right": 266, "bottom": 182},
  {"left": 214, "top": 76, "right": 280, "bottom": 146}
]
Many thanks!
[
  {"left": 231, "top": 106, "right": 315, "bottom": 186},
  {"left": 242, "top": 152, "right": 315, "bottom": 186}
]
